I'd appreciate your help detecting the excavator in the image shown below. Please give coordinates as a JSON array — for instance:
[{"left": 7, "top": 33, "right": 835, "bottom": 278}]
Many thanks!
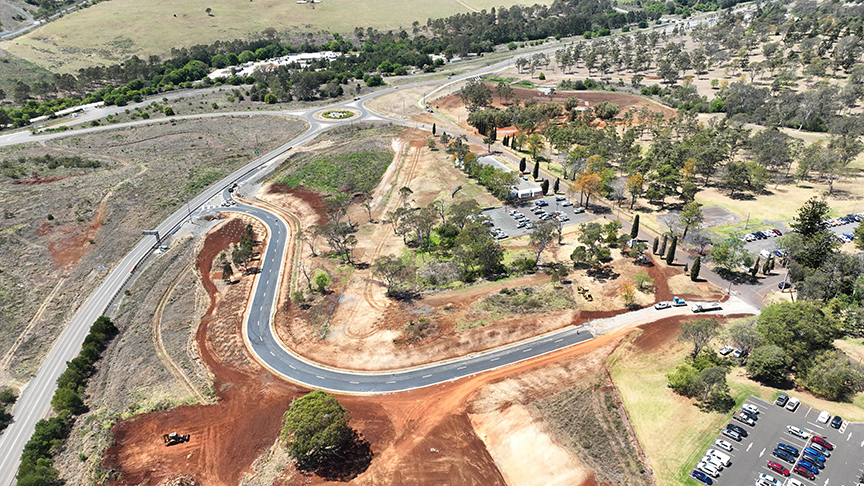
[{"left": 162, "top": 432, "right": 190, "bottom": 446}]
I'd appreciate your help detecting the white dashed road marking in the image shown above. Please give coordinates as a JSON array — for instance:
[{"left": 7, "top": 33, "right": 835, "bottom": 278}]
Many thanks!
[
  {"left": 759, "top": 447, "right": 765, "bottom": 457},
  {"left": 747, "top": 442, "right": 753, "bottom": 452}
]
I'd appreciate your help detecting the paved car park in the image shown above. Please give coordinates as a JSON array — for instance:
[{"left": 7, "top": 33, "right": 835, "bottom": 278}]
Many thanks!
[
  {"left": 480, "top": 196, "right": 594, "bottom": 240},
  {"left": 740, "top": 217, "right": 860, "bottom": 260},
  {"left": 691, "top": 395, "right": 864, "bottom": 486}
]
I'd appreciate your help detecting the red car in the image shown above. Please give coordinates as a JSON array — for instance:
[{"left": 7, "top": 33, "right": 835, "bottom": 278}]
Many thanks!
[
  {"left": 794, "top": 464, "right": 815, "bottom": 480},
  {"left": 811, "top": 436, "right": 835, "bottom": 450},
  {"left": 768, "top": 461, "right": 790, "bottom": 476}
]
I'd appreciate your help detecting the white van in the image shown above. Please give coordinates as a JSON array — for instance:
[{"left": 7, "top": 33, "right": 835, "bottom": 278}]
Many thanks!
[
  {"left": 707, "top": 449, "right": 732, "bottom": 467},
  {"left": 701, "top": 454, "right": 725, "bottom": 470},
  {"left": 786, "top": 397, "right": 800, "bottom": 412}
]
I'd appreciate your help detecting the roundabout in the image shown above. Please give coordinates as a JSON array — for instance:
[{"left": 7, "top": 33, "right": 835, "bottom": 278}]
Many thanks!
[{"left": 316, "top": 108, "right": 359, "bottom": 121}]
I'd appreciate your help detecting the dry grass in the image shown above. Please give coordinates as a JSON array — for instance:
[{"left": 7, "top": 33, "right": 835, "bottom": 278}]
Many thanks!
[
  {"left": 1, "top": 0, "right": 555, "bottom": 73},
  {"left": 0, "top": 115, "right": 304, "bottom": 386}
]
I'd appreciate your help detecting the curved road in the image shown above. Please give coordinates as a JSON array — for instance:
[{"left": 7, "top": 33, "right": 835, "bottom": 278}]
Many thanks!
[{"left": 0, "top": 16, "right": 743, "bottom": 482}]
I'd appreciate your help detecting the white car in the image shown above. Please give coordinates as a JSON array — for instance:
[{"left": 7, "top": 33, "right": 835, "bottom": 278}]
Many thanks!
[
  {"left": 561, "top": 201, "right": 573, "bottom": 207},
  {"left": 808, "top": 443, "right": 830, "bottom": 457},
  {"left": 714, "top": 439, "right": 734, "bottom": 452},
  {"left": 701, "top": 454, "right": 725, "bottom": 470},
  {"left": 742, "top": 404, "right": 760, "bottom": 415},
  {"left": 787, "top": 425, "right": 810, "bottom": 439},
  {"left": 573, "top": 207, "right": 586, "bottom": 213},
  {"left": 758, "top": 473, "right": 782, "bottom": 486},
  {"left": 816, "top": 410, "right": 831, "bottom": 424},
  {"left": 555, "top": 195, "right": 566, "bottom": 201},
  {"left": 696, "top": 462, "right": 720, "bottom": 478},
  {"left": 654, "top": 301, "right": 671, "bottom": 310}
]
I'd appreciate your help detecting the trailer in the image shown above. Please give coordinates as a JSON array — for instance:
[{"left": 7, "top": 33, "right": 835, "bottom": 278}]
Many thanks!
[{"left": 690, "top": 302, "right": 722, "bottom": 313}]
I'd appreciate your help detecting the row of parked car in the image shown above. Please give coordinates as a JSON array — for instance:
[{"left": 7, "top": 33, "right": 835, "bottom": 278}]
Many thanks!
[
  {"left": 693, "top": 405, "right": 763, "bottom": 484},
  {"left": 743, "top": 229, "right": 782, "bottom": 242},
  {"left": 825, "top": 213, "right": 862, "bottom": 226},
  {"left": 766, "top": 427, "right": 835, "bottom": 482}
]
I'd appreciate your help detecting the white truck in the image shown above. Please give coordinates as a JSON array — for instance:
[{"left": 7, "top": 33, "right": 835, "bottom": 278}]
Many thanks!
[{"left": 691, "top": 302, "right": 722, "bottom": 313}]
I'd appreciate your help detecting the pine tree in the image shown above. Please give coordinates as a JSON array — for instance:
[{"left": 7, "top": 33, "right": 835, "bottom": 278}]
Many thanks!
[
  {"left": 652, "top": 236, "right": 659, "bottom": 254},
  {"left": 665, "top": 235, "right": 677, "bottom": 264},
  {"left": 631, "top": 214, "right": 640, "bottom": 239},
  {"left": 553, "top": 177, "right": 560, "bottom": 193},
  {"left": 659, "top": 234, "right": 668, "bottom": 257},
  {"left": 541, "top": 179, "right": 550, "bottom": 195},
  {"left": 432, "top": 123, "right": 436, "bottom": 135},
  {"left": 691, "top": 256, "right": 701, "bottom": 281},
  {"left": 532, "top": 160, "right": 539, "bottom": 180},
  {"left": 519, "top": 157, "right": 526, "bottom": 172}
]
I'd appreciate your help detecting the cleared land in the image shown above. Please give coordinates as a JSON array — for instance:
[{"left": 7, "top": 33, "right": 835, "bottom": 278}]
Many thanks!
[
  {"left": 1, "top": 0, "right": 554, "bottom": 73},
  {"left": 0, "top": 115, "right": 305, "bottom": 390}
]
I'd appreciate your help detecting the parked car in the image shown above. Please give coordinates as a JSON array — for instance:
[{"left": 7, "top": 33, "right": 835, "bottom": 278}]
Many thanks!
[
  {"left": 831, "top": 415, "right": 844, "bottom": 429},
  {"left": 719, "top": 345, "right": 734, "bottom": 356},
  {"left": 793, "top": 465, "right": 815, "bottom": 480},
  {"left": 816, "top": 411, "right": 831, "bottom": 424},
  {"left": 778, "top": 282, "right": 792, "bottom": 290},
  {"left": 732, "top": 348, "right": 744, "bottom": 358},
  {"left": 555, "top": 196, "right": 566, "bottom": 201},
  {"left": 561, "top": 201, "right": 573, "bottom": 207},
  {"left": 758, "top": 473, "right": 783, "bottom": 486},
  {"left": 787, "top": 426, "right": 809, "bottom": 439},
  {"left": 777, "top": 443, "right": 799, "bottom": 457},
  {"left": 654, "top": 301, "right": 671, "bottom": 310},
  {"left": 801, "top": 453, "right": 825, "bottom": 468},
  {"left": 808, "top": 442, "right": 830, "bottom": 457},
  {"left": 735, "top": 412, "right": 755, "bottom": 426},
  {"left": 772, "top": 229, "right": 782, "bottom": 236},
  {"left": 714, "top": 439, "right": 734, "bottom": 452},
  {"left": 810, "top": 436, "right": 834, "bottom": 450},
  {"left": 768, "top": 461, "right": 790, "bottom": 477},
  {"left": 786, "top": 397, "right": 800, "bottom": 411},
  {"left": 696, "top": 462, "right": 720, "bottom": 478},
  {"left": 535, "top": 200, "right": 548, "bottom": 207},
  {"left": 691, "top": 470, "right": 713, "bottom": 485},
  {"left": 742, "top": 403, "right": 760, "bottom": 415},
  {"left": 775, "top": 393, "right": 789, "bottom": 406},
  {"left": 772, "top": 448, "right": 796, "bottom": 464},
  {"left": 572, "top": 207, "right": 586, "bottom": 213},
  {"left": 726, "top": 423, "right": 748, "bottom": 437},
  {"left": 701, "top": 454, "right": 725, "bottom": 470},
  {"left": 721, "top": 429, "right": 741, "bottom": 441},
  {"left": 706, "top": 449, "right": 731, "bottom": 467},
  {"left": 797, "top": 460, "right": 819, "bottom": 475},
  {"left": 740, "top": 408, "right": 758, "bottom": 421}
]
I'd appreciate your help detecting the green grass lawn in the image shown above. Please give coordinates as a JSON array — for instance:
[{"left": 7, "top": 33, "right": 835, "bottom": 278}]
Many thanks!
[
  {"left": 3, "top": 0, "right": 555, "bottom": 73},
  {"left": 274, "top": 150, "right": 392, "bottom": 194}
]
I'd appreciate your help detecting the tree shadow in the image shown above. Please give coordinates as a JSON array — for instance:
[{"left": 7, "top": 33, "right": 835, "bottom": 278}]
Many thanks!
[
  {"left": 314, "top": 430, "right": 373, "bottom": 482},
  {"left": 586, "top": 265, "right": 620, "bottom": 282}
]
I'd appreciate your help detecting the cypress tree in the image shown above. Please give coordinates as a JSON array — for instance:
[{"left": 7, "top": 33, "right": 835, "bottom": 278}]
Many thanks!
[
  {"left": 532, "top": 160, "right": 539, "bottom": 180},
  {"left": 432, "top": 123, "right": 436, "bottom": 135},
  {"left": 553, "top": 178, "right": 560, "bottom": 193},
  {"left": 691, "top": 256, "right": 701, "bottom": 281},
  {"left": 659, "top": 234, "right": 667, "bottom": 257},
  {"left": 652, "top": 236, "right": 659, "bottom": 254},
  {"left": 751, "top": 256, "right": 760, "bottom": 277},
  {"left": 541, "top": 179, "right": 550, "bottom": 195},
  {"left": 630, "top": 214, "right": 640, "bottom": 239},
  {"left": 519, "top": 157, "right": 526, "bottom": 172},
  {"left": 666, "top": 235, "right": 677, "bottom": 264}
]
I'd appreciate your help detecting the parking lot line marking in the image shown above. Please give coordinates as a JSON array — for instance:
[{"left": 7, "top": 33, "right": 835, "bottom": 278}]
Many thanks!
[
  {"left": 807, "top": 422, "right": 825, "bottom": 429},
  {"left": 747, "top": 442, "right": 753, "bottom": 451},
  {"left": 848, "top": 432, "right": 852, "bottom": 441},
  {"left": 759, "top": 447, "right": 765, "bottom": 457}
]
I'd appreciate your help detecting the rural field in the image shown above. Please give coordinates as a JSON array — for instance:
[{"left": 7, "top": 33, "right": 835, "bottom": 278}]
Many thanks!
[{"left": 0, "top": 0, "right": 554, "bottom": 73}]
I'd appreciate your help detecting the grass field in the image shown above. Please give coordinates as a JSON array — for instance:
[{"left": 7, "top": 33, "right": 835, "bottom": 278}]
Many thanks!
[{"left": 1, "top": 0, "right": 555, "bottom": 73}]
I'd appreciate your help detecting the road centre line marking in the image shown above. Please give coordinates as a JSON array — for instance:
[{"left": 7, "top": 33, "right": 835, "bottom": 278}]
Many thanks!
[
  {"left": 350, "top": 381, "right": 359, "bottom": 384},
  {"left": 422, "top": 374, "right": 432, "bottom": 378},
  {"left": 523, "top": 348, "right": 532, "bottom": 352},
  {"left": 554, "top": 339, "right": 563, "bottom": 343},
  {"left": 288, "top": 365, "right": 295, "bottom": 369},
  {"left": 269, "top": 351, "right": 275, "bottom": 356},
  {"left": 457, "top": 366, "right": 466, "bottom": 370},
  {"left": 386, "top": 381, "right": 396, "bottom": 384},
  {"left": 316, "top": 375, "right": 325, "bottom": 379},
  {"left": 490, "top": 357, "right": 499, "bottom": 361}
]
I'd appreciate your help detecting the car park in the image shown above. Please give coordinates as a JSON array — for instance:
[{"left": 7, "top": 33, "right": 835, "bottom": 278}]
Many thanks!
[
  {"left": 691, "top": 470, "right": 713, "bottom": 485},
  {"left": 772, "top": 448, "right": 796, "bottom": 464},
  {"left": 722, "top": 428, "right": 742, "bottom": 441},
  {"left": 831, "top": 415, "right": 843, "bottom": 429},
  {"left": 727, "top": 423, "right": 748, "bottom": 437},
  {"left": 810, "top": 436, "right": 834, "bottom": 450},
  {"left": 787, "top": 426, "right": 809, "bottom": 439},
  {"left": 785, "top": 397, "right": 800, "bottom": 411},
  {"left": 793, "top": 465, "right": 815, "bottom": 480},
  {"left": 777, "top": 443, "right": 799, "bottom": 457},
  {"left": 775, "top": 393, "right": 789, "bottom": 406},
  {"left": 714, "top": 439, "right": 733, "bottom": 452},
  {"left": 767, "top": 461, "right": 790, "bottom": 476}
]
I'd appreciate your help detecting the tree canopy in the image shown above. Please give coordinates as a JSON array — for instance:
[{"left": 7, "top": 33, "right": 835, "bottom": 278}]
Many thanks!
[{"left": 281, "top": 391, "right": 353, "bottom": 470}]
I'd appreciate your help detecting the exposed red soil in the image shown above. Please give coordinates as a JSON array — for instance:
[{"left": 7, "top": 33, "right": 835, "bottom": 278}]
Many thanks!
[
  {"left": 507, "top": 86, "right": 676, "bottom": 118},
  {"left": 102, "top": 218, "right": 638, "bottom": 486},
  {"left": 46, "top": 200, "right": 107, "bottom": 270},
  {"left": 11, "top": 174, "right": 78, "bottom": 184},
  {"left": 267, "top": 184, "right": 328, "bottom": 226}
]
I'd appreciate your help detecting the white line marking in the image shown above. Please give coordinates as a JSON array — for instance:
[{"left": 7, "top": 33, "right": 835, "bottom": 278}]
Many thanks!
[
  {"left": 457, "top": 366, "right": 466, "bottom": 370},
  {"left": 422, "top": 374, "right": 432, "bottom": 378},
  {"left": 554, "top": 339, "right": 563, "bottom": 343},
  {"left": 269, "top": 351, "right": 275, "bottom": 356},
  {"left": 759, "top": 447, "right": 765, "bottom": 457},
  {"left": 490, "top": 357, "right": 500, "bottom": 361},
  {"left": 523, "top": 348, "right": 532, "bottom": 352},
  {"left": 386, "top": 381, "right": 396, "bottom": 384},
  {"left": 316, "top": 375, "right": 325, "bottom": 379},
  {"left": 848, "top": 432, "right": 852, "bottom": 441},
  {"left": 747, "top": 443, "right": 753, "bottom": 452},
  {"left": 289, "top": 365, "right": 295, "bottom": 369},
  {"left": 349, "top": 381, "right": 359, "bottom": 384}
]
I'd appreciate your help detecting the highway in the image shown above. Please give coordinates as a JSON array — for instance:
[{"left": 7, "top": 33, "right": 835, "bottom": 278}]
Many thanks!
[{"left": 0, "top": 13, "right": 742, "bottom": 482}]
